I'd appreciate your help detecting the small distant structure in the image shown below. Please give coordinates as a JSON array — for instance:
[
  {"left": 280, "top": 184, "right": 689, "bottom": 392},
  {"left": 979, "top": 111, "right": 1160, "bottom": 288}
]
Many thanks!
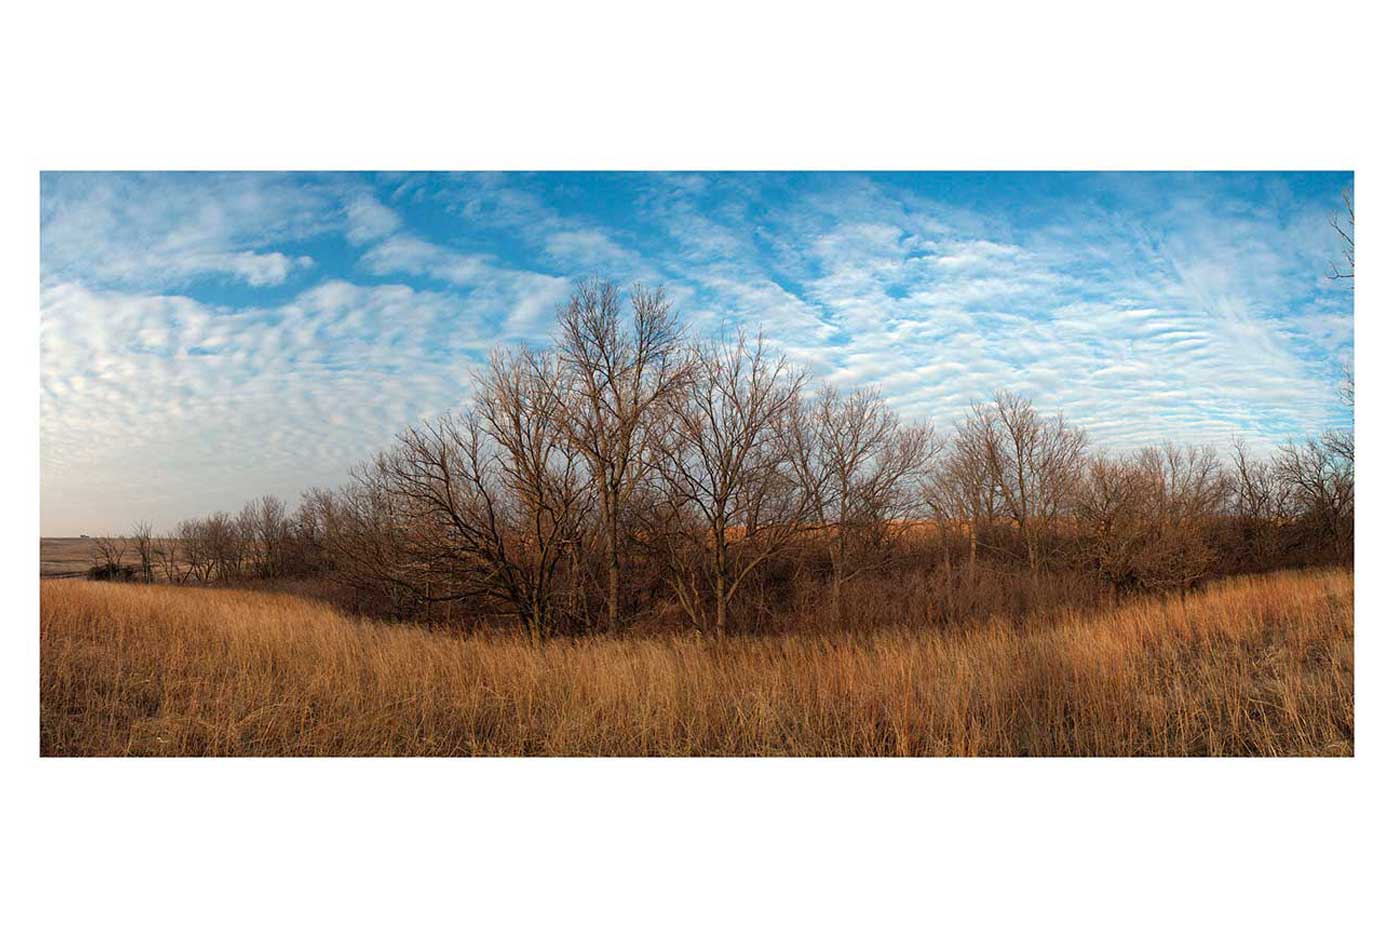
[{"left": 79, "top": 534, "right": 90, "bottom": 539}]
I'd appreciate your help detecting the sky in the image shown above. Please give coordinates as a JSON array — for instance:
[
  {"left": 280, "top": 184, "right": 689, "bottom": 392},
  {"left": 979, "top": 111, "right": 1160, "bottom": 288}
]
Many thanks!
[{"left": 40, "top": 171, "right": 1354, "bottom": 536}]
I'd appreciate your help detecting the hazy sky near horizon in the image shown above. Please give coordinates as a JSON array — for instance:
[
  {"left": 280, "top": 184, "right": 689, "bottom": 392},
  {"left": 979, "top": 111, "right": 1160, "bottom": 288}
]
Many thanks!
[{"left": 40, "top": 171, "right": 1353, "bottom": 536}]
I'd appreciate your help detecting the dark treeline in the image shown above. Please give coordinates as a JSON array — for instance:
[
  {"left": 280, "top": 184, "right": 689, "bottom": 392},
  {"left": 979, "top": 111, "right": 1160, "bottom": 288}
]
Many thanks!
[{"left": 93, "top": 279, "right": 1354, "bottom": 639}]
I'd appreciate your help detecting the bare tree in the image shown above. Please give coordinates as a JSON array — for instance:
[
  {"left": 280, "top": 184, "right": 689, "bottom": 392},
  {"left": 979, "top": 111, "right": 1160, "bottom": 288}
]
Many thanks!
[
  {"left": 181, "top": 515, "right": 238, "bottom": 583},
  {"left": 129, "top": 521, "right": 155, "bottom": 583},
  {"left": 287, "top": 488, "right": 338, "bottom": 576},
  {"left": 1224, "top": 437, "right": 1284, "bottom": 570},
  {"left": 1072, "top": 453, "right": 1154, "bottom": 590},
  {"left": 322, "top": 476, "right": 418, "bottom": 613},
  {"left": 1132, "top": 443, "right": 1226, "bottom": 589},
  {"left": 155, "top": 531, "right": 188, "bottom": 583},
  {"left": 974, "top": 392, "right": 1088, "bottom": 575},
  {"left": 235, "top": 502, "right": 260, "bottom": 578},
  {"left": 1323, "top": 352, "right": 1354, "bottom": 471},
  {"left": 176, "top": 518, "right": 213, "bottom": 583},
  {"left": 1274, "top": 436, "right": 1354, "bottom": 561},
  {"left": 1227, "top": 437, "right": 1282, "bottom": 522},
  {"left": 335, "top": 349, "right": 593, "bottom": 639},
  {"left": 1328, "top": 189, "right": 1354, "bottom": 285},
  {"left": 1325, "top": 188, "right": 1356, "bottom": 464},
  {"left": 1322, "top": 427, "right": 1355, "bottom": 467},
  {"left": 786, "top": 383, "right": 936, "bottom": 615},
  {"left": 89, "top": 534, "right": 130, "bottom": 581},
  {"left": 549, "top": 278, "right": 689, "bottom": 630},
  {"left": 1072, "top": 443, "right": 1225, "bottom": 591},
  {"left": 252, "top": 495, "right": 289, "bottom": 577},
  {"left": 474, "top": 348, "right": 595, "bottom": 635},
  {"left": 651, "top": 332, "right": 808, "bottom": 636},
  {"left": 925, "top": 412, "right": 1001, "bottom": 578},
  {"left": 200, "top": 511, "right": 244, "bottom": 581}
]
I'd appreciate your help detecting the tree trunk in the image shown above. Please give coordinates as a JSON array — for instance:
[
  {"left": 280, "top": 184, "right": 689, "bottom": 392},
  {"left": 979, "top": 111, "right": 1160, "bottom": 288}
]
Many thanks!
[
  {"left": 828, "top": 535, "right": 846, "bottom": 622},
  {"left": 714, "top": 535, "right": 728, "bottom": 637},
  {"left": 529, "top": 604, "right": 545, "bottom": 645},
  {"left": 606, "top": 551, "right": 620, "bottom": 631},
  {"left": 941, "top": 527, "right": 952, "bottom": 590},
  {"left": 605, "top": 491, "right": 621, "bottom": 632}
]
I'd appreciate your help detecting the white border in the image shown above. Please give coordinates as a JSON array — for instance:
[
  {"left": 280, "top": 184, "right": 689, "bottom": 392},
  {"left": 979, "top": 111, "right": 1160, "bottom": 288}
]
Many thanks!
[{"left": 5, "top": 3, "right": 1395, "bottom": 930}]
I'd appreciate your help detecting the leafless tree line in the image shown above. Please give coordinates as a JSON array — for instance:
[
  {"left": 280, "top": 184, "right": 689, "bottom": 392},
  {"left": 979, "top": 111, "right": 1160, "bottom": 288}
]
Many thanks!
[
  {"left": 93, "top": 493, "right": 331, "bottom": 586},
  {"left": 96, "top": 278, "right": 1353, "bottom": 639}
]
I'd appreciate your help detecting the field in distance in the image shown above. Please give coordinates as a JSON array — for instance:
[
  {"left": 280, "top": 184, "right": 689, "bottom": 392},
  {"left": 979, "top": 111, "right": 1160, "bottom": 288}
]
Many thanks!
[
  {"left": 40, "top": 567, "right": 1353, "bottom": 756},
  {"left": 40, "top": 537, "right": 105, "bottom": 578}
]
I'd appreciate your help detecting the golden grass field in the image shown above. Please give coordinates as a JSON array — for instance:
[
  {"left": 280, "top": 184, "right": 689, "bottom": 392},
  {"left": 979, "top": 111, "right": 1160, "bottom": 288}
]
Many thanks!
[{"left": 39, "top": 568, "right": 1353, "bottom": 756}]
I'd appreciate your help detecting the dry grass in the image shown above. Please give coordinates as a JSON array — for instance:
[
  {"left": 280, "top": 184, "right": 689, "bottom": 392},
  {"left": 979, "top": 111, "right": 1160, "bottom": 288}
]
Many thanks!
[{"left": 40, "top": 568, "right": 1353, "bottom": 756}]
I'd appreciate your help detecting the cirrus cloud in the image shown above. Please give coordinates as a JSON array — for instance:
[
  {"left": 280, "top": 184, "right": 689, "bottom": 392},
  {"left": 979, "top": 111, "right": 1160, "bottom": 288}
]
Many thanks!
[{"left": 40, "top": 171, "right": 1353, "bottom": 535}]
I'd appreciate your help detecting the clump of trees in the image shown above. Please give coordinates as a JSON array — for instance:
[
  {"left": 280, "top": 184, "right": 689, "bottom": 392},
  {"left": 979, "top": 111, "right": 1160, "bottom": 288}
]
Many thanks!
[
  {"left": 647, "top": 332, "right": 809, "bottom": 635},
  {"left": 94, "top": 277, "right": 1354, "bottom": 639},
  {"left": 95, "top": 493, "right": 334, "bottom": 585}
]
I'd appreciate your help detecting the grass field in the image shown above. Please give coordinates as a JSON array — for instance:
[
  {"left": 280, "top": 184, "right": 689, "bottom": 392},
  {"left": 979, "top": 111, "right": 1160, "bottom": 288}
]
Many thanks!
[
  {"left": 39, "top": 537, "right": 105, "bottom": 578},
  {"left": 39, "top": 568, "right": 1353, "bottom": 756}
]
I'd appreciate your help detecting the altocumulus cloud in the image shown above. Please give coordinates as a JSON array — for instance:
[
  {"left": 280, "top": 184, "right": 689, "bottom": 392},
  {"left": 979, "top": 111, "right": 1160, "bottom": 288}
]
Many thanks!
[{"left": 40, "top": 171, "right": 1353, "bottom": 535}]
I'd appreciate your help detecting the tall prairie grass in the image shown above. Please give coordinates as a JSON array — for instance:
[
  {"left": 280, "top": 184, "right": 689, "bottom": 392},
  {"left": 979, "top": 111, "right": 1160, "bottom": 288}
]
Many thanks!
[{"left": 40, "top": 568, "right": 1353, "bottom": 756}]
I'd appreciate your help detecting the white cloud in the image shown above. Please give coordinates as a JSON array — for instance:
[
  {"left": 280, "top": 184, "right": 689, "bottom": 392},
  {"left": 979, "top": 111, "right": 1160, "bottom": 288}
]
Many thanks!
[
  {"left": 40, "top": 280, "right": 494, "bottom": 534},
  {"left": 37, "top": 173, "right": 1354, "bottom": 535},
  {"left": 41, "top": 173, "right": 330, "bottom": 288},
  {"left": 223, "top": 251, "right": 313, "bottom": 286},
  {"left": 344, "top": 193, "right": 401, "bottom": 245},
  {"left": 624, "top": 175, "right": 1350, "bottom": 453},
  {"left": 358, "top": 234, "right": 573, "bottom": 340},
  {"left": 361, "top": 234, "right": 493, "bottom": 284},
  {"left": 543, "top": 230, "right": 638, "bottom": 271}
]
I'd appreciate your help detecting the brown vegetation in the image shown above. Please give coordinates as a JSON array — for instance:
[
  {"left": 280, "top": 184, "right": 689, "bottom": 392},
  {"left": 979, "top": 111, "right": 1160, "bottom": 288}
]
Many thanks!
[{"left": 41, "top": 567, "right": 1352, "bottom": 756}]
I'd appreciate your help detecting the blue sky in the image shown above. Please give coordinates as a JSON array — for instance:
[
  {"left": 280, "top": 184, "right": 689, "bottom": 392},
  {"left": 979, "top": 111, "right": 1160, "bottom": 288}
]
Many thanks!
[{"left": 40, "top": 171, "right": 1354, "bottom": 536}]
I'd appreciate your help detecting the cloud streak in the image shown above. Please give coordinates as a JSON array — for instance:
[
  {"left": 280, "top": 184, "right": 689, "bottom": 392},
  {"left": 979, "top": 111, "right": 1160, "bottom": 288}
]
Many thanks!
[{"left": 39, "top": 171, "right": 1353, "bottom": 535}]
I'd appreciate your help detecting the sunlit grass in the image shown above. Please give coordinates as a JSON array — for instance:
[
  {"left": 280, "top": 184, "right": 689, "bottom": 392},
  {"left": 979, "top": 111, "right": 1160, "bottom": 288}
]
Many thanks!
[{"left": 40, "top": 568, "right": 1353, "bottom": 756}]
